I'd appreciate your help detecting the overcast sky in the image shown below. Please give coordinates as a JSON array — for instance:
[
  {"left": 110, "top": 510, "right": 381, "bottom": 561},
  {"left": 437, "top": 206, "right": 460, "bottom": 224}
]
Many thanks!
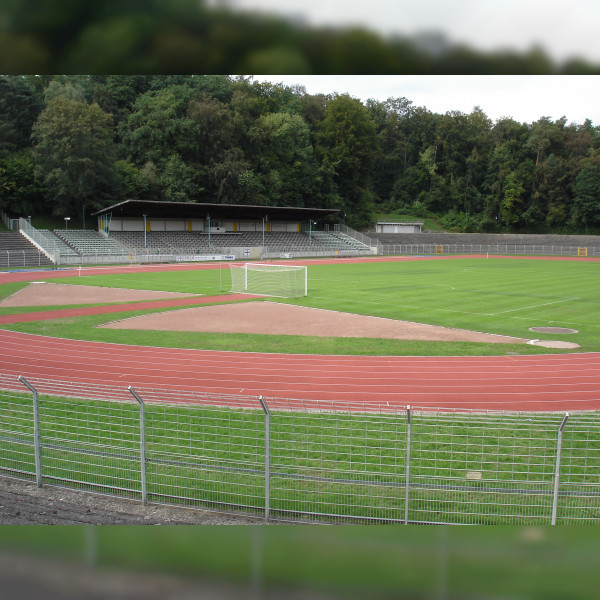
[
  {"left": 227, "top": 0, "right": 599, "bottom": 63},
  {"left": 253, "top": 75, "right": 600, "bottom": 126}
]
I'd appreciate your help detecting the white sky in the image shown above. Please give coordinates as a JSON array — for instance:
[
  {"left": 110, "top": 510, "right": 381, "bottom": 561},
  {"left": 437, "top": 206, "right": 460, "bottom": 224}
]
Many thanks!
[
  {"left": 253, "top": 75, "right": 600, "bottom": 126},
  {"left": 226, "top": 0, "right": 600, "bottom": 63}
]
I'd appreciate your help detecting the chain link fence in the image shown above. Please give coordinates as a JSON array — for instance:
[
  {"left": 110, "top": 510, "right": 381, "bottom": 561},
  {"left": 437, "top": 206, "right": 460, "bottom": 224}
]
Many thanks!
[{"left": 0, "top": 372, "right": 598, "bottom": 525}]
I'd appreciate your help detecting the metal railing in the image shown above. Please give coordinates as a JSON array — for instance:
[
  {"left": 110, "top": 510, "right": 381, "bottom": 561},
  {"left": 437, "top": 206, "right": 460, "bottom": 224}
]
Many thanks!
[
  {"left": 334, "top": 224, "right": 377, "bottom": 250},
  {"left": 376, "top": 243, "right": 600, "bottom": 258},
  {"left": 0, "top": 250, "right": 49, "bottom": 268},
  {"left": 1, "top": 372, "right": 598, "bottom": 525}
]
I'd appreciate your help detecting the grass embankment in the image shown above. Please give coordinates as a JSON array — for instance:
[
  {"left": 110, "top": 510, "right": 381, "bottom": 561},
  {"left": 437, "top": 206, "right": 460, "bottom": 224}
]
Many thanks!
[{"left": 3, "top": 391, "right": 597, "bottom": 526}]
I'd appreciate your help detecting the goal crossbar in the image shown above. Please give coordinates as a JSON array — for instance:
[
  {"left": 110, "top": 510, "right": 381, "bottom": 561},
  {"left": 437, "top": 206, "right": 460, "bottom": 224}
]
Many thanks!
[{"left": 229, "top": 262, "right": 307, "bottom": 297}]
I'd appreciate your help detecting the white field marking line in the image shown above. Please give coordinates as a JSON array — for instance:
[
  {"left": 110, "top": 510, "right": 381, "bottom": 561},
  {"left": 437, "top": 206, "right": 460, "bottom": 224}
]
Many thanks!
[
  {"left": 502, "top": 315, "right": 600, "bottom": 328},
  {"left": 309, "top": 295, "right": 490, "bottom": 317},
  {"left": 259, "top": 302, "right": 524, "bottom": 342},
  {"left": 486, "top": 297, "right": 580, "bottom": 316},
  {"left": 69, "top": 275, "right": 201, "bottom": 293},
  {"left": 41, "top": 281, "right": 202, "bottom": 296}
]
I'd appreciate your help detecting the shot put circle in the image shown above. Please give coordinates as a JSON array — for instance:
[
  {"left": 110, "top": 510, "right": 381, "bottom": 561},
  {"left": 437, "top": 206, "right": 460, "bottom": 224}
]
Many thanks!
[{"left": 529, "top": 327, "right": 578, "bottom": 334}]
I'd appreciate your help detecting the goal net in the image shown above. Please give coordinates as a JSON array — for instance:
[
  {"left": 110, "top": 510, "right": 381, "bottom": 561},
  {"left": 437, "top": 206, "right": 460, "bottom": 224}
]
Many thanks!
[{"left": 229, "top": 263, "right": 307, "bottom": 297}]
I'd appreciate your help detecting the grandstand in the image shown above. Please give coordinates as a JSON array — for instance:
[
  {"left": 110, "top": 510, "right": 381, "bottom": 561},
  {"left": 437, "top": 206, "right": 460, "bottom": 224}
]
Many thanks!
[
  {"left": 311, "top": 231, "right": 371, "bottom": 253},
  {"left": 0, "top": 231, "right": 54, "bottom": 267},
  {"left": 109, "top": 230, "right": 335, "bottom": 254},
  {"left": 54, "top": 229, "right": 127, "bottom": 256},
  {"left": 37, "top": 230, "right": 79, "bottom": 257},
  {"left": 369, "top": 231, "right": 600, "bottom": 257},
  {"left": 370, "top": 231, "right": 600, "bottom": 246}
]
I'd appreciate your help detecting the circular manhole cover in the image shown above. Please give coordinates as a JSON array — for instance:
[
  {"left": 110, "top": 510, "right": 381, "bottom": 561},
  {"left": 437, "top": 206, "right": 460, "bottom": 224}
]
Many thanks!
[{"left": 529, "top": 327, "right": 578, "bottom": 334}]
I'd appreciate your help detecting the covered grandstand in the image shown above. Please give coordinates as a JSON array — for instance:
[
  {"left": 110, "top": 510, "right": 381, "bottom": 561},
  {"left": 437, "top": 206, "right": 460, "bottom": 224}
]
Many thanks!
[
  {"left": 12, "top": 201, "right": 375, "bottom": 266},
  {"left": 8, "top": 199, "right": 600, "bottom": 266}
]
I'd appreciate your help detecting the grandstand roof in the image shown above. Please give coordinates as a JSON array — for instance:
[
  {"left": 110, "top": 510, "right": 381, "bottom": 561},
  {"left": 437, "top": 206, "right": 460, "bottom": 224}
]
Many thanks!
[{"left": 92, "top": 200, "right": 339, "bottom": 221}]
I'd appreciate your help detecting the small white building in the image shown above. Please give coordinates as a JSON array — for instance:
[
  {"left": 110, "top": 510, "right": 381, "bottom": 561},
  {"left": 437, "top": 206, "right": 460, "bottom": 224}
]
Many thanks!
[{"left": 375, "top": 222, "right": 424, "bottom": 234}]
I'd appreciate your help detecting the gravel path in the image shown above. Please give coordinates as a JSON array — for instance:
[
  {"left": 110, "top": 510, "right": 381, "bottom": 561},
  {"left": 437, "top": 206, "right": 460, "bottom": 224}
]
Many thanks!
[{"left": 0, "top": 476, "right": 260, "bottom": 525}]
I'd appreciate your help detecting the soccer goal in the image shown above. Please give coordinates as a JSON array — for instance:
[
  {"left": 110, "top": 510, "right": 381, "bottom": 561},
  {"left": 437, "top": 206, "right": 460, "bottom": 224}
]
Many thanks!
[{"left": 229, "top": 263, "right": 307, "bottom": 297}]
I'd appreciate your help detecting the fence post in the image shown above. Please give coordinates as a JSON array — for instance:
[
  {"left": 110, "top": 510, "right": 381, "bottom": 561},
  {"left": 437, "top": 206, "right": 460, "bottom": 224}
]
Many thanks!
[
  {"left": 128, "top": 387, "right": 147, "bottom": 506},
  {"left": 551, "top": 412, "right": 569, "bottom": 525},
  {"left": 404, "top": 405, "right": 411, "bottom": 525},
  {"left": 18, "top": 376, "right": 42, "bottom": 488},
  {"left": 258, "top": 396, "right": 270, "bottom": 522}
]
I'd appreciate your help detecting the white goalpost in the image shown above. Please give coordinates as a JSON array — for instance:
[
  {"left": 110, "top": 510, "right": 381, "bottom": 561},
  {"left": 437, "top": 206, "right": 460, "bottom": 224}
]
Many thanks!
[{"left": 229, "top": 263, "right": 308, "bottom": 297}]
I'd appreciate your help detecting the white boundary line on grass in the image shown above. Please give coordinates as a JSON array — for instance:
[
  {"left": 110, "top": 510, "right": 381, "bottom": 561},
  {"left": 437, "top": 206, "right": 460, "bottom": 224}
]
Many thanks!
[{"left": 486, "top": 297, "right": 580, "bottom": 316}]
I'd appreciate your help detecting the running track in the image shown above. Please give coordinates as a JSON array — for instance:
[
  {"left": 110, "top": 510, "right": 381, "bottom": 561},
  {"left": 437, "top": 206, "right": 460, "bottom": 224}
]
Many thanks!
[{"left": 1, "top": 257, "right": 600, "bottom": 413}]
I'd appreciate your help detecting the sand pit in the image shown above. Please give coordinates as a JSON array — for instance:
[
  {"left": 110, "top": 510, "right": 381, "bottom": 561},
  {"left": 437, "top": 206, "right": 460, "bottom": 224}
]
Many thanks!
[
  {"left": 0, "top": 283, "right": 199, "bottom": 307},
  {"left": 100, "top": 301, "right": 531, "bottom": 344}
]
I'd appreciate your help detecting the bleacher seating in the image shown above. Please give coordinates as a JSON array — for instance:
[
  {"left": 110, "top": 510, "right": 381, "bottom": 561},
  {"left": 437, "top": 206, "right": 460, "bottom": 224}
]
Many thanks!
[
  {"left": 37, "top": 229, "right": 79, "bottom": 256},
  {"left": 109, "top": 231, "right": 336, "bottom": 254},
  {"left": 369, "top": 231, "right": 600, "bottom": 248},
  {"left": 54, "top": 230, "right": 127, "bottom": 256},
  {"left": 312, "top": 231, "right": 371, "bottom": 252},
  {"left": 0, "top": 231, "right": 55, "bottom": 267}
]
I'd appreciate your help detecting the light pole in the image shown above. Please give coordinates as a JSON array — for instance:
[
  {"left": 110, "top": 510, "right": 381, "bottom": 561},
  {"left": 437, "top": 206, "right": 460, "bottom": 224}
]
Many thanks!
[
  {"left": 308, "top": 219, "right": 316, "bottom": 246},
  {"left": 143, "top": 214, "right": 147, "bottom": 249},
  {"left": 262, "top": 214, "right": 268, "bottom": 252},
  {"left": 207, "top": 213, "right": 211, "bottom": 247},
  {"left": 64, "top": 217, "right": 70, "bottom": 231}
]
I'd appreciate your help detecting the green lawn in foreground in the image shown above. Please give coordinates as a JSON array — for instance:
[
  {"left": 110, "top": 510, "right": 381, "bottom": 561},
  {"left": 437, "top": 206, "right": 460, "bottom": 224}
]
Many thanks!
[
  {"left": 2, "top": 257, "right": 599, "bottom": 355},
  {"left": 2, "top": 526, "right": 599, "bottom": 599},
  {"left": 3, "top": 391, "right": 598, "bottom": 526}
]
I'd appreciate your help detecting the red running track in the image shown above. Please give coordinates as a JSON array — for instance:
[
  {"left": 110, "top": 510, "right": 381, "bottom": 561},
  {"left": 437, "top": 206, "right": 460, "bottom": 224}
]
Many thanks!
[{"left": 1, "top": 259, "right": 600, "bottom": 412}]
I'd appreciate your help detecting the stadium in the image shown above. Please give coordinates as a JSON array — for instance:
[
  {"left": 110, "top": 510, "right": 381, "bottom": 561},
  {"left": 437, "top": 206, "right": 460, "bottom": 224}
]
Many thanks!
[{"left": 1, "top": 202, "right": 599, "bottom": 525}]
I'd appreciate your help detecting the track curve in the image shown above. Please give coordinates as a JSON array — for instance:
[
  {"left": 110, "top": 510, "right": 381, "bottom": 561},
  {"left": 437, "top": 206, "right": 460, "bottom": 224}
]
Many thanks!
[{"left": 1, "top": 258, "right": 599, "bottom": 412}]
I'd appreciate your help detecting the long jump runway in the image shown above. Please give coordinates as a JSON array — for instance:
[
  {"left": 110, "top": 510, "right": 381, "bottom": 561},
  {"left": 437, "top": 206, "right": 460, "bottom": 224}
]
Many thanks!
[{"left": 1, "top": 260, "right": 600, "bottom": 413}]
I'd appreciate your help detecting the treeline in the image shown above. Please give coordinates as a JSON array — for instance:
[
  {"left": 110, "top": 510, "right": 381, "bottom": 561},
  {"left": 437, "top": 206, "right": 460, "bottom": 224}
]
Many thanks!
[
  {"left": 2, "top": 0, "right": 600, "bottom": 75},
  {"left": 1, "top": 74, "right": 600, "bottom": 233}
]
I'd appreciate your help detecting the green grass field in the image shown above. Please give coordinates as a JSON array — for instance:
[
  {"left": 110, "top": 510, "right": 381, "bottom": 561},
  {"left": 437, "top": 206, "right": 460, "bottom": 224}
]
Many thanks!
[{"left": 1, "top": 257, "right": 599, "bottom": 355}]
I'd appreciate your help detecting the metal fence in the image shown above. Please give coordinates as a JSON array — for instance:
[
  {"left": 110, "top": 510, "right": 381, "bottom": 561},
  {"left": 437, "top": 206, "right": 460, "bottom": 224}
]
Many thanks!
[
  {"left": 0, "top": 250, "right": 51, "bottom": 268},
  {"left": 376, "top": 243, "right": 600, "bottom": 258},
  {"left": 0, "top": 372, "right": 598, "bottom": 525}
]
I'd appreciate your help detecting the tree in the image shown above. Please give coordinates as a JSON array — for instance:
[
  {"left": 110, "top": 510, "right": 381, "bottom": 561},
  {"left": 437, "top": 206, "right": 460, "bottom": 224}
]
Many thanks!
[
  {"left": 317, "top": 94, "right": 379, "bottom": 226},
  {"left": 571, "top": 165, "right": 600, "bottom": 229},
  {"left": 120, "top": 86, "right": 196, "bottom": 167},
  {"left": 159, "top": 154, "right": 197, "bottom": 202},
  {"left": 0, "top": 150, "right": 45, "bottom": 215},
  {"left": 186, "top": 93, "right": 234, "bottom": 165},
  {"left": 527, "top": 117, "right": 553, "bottom": 166},
  {"left": 253, "top": 112, "right": 315, "bottom": 206},
  {"left": 0, "top": 76, "right": 43, "bottom": 156},
  {"left": 31, "top": 95, "right": 119, "bottom": 218},
  {"left": 500, "top": 170, "right": 525, "bottom": 227}
]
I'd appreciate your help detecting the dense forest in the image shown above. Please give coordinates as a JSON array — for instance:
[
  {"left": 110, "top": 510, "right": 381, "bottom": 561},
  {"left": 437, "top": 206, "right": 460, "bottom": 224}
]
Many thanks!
[
  {"left": 1, "top": 74, "right": 600, "bottom": 233},
  {"left": 2, "top": 0, "right": 600, "bottom": 75}
]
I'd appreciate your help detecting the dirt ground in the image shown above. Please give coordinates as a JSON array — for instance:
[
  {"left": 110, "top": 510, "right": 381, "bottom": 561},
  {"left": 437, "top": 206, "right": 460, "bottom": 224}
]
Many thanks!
[
  {"left": 101, "top": 300, "right": 529, "bottom": 344},
  {"left": 0, "top": 476, "right": 260, "bottom": 525},
  {"left": 4, "top": 282, "right": 529, "bottom": 344},
  {"left": 0, "top": 282, "right": 199, "bottom": 307}
]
